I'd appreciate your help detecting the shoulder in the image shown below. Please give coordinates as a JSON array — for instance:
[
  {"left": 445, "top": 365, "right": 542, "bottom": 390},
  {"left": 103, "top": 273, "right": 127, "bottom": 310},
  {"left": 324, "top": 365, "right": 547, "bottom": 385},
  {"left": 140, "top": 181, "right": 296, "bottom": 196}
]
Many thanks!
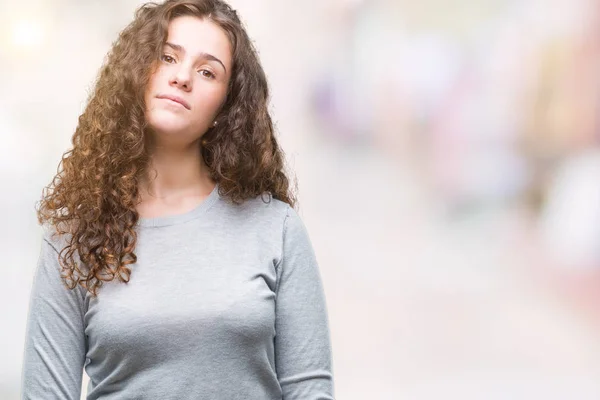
[
  {"left": 40, "top": 222, "right": 74, "bottom": 254},
  {"left": 240, "top": 195, "right": 311, "bottom": 248},
  {"left": 215, "top": 192, "right": 312, "bottom": 251},
  {"left": 218, "top": 191, "right": 294, "bottom": 226}
]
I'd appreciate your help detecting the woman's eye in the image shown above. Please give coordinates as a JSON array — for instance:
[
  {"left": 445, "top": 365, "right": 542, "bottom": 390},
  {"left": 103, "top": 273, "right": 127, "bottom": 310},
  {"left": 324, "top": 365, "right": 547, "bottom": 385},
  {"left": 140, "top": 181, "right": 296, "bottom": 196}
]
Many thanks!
[
  {"left": 161, "top": 55, "right": 175, "bottom": 63},
  {"left": 199, "top": 69, "right": 215, "bottom": 79}
]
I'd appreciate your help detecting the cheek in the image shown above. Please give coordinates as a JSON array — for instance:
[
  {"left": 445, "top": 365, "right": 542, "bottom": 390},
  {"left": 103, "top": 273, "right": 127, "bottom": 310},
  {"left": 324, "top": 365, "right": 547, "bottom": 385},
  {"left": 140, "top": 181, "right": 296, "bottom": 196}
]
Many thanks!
[
  {"left": 145, "top": 68, "right": 166, "bottom": 97},
  {"left": 144, "top": 80, "right": 157, "bottom": 105},
  {"left": 193, "top": 86, "right": 227, "bottom": 113}
]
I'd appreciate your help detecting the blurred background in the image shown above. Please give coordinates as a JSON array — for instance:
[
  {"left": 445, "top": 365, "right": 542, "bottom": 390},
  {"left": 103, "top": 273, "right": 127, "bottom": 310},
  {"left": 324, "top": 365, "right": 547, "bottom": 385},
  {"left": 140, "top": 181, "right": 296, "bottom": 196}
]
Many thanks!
[{"left": 2, "top": 0, "right": 600, "bottom": 398}]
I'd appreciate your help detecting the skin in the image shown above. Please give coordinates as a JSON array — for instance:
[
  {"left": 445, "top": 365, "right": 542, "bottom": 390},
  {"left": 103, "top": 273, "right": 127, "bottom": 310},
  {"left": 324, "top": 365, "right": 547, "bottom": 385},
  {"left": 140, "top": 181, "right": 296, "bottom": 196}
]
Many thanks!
[{"left": 138, "top": 15, "right": 232, "bottom": 218}]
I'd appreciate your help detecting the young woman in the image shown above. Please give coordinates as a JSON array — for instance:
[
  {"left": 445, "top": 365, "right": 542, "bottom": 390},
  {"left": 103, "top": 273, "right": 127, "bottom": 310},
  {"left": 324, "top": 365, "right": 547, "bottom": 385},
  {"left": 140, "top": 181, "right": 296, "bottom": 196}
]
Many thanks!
[{"left": 20, "top": 1, "right": 334, "bottom": 399}]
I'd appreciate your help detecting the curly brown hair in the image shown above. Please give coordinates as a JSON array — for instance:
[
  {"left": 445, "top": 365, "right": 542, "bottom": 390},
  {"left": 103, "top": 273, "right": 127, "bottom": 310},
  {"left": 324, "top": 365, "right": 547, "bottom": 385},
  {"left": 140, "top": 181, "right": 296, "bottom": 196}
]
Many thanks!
[{"left": 36, "top": 0, "right": 297, "bottom": 297}]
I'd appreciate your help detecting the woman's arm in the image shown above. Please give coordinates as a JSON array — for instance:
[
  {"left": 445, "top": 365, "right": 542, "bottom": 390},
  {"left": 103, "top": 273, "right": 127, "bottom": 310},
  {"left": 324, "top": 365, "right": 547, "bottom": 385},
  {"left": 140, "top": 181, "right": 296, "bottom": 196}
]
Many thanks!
[
  {"left": 21, "top": 230, "right": 86, "bottom": 399},
  {"left": 274, "top": 206, "right": 335, "bottom": 400}
]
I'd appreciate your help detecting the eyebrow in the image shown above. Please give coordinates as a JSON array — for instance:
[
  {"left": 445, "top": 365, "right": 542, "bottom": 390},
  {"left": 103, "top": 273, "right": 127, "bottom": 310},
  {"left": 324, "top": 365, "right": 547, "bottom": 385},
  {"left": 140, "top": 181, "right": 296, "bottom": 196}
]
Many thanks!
[{"left": 164, "top": 42, "right": 227, "bottom": 74}]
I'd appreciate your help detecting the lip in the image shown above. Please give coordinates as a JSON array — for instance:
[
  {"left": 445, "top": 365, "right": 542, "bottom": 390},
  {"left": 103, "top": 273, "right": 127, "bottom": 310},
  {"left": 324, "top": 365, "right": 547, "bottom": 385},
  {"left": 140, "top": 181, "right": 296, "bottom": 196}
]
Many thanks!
[{"left": 156, "top": 94, "right": 191, "bottom": 110}]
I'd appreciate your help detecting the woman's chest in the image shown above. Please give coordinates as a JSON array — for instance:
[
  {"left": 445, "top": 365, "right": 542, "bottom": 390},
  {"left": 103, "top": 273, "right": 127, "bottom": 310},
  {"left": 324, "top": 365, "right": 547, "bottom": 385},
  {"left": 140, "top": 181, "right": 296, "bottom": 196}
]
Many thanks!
[{"left": 83, "top": 232, "right": 279, "bottom": 359}]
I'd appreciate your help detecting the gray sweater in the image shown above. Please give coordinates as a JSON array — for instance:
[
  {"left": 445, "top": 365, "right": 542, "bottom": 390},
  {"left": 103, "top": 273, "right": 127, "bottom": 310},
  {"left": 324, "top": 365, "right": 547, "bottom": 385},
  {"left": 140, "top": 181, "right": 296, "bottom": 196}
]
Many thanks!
[{"left": 21, "top": 184, "right": 334, "bottom": 399}]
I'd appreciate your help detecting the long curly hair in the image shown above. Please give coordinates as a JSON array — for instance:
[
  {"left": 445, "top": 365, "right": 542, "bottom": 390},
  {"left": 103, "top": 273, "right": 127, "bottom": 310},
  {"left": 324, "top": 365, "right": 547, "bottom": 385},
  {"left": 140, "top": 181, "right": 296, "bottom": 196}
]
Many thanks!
[{"left": 36, "top": 0, "right": 297, "bottom": 297}]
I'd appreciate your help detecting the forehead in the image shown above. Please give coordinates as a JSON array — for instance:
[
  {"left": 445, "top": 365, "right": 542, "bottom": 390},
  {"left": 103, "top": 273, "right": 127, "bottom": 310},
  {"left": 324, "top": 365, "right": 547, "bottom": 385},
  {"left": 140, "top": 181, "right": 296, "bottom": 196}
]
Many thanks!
[{"left": 165, "top": 16, "right": 232, "bottom": 68}]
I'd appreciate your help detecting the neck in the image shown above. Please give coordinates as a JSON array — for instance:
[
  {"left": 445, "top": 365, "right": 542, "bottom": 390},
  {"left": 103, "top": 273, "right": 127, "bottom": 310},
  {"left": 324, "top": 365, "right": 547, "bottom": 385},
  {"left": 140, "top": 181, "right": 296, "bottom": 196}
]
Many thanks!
[{"left": 139, "top": 142, "right": 214, "bottom": 201}]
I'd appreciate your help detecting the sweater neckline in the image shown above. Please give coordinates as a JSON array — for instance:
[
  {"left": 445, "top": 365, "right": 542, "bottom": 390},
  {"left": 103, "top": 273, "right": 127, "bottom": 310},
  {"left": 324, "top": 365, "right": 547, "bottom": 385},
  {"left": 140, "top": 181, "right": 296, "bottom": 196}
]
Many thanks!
[{"left": 137, "top": 183, "right": 220, "bottom": 228}]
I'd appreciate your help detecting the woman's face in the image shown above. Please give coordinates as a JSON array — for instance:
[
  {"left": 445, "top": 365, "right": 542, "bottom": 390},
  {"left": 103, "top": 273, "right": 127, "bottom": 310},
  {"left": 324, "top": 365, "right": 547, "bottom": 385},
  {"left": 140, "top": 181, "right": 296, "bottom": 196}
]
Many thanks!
[{"left": 144, "top": 15, "right": 232, "bottom": 146}]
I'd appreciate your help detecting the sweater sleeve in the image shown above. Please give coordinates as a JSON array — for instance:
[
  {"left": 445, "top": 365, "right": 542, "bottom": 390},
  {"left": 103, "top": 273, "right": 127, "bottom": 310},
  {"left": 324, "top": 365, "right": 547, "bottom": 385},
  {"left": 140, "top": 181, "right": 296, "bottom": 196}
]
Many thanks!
[
  {"left": 21, "top": 233, "right": 86, "bottom": 400},
  {"left": 274, "top": 206, "right": 335, "bottom": 399}
]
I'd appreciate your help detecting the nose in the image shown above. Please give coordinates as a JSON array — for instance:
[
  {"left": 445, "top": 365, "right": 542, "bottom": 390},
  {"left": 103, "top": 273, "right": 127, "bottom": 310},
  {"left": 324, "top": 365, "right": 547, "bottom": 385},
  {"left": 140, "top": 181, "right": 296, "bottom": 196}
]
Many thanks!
[{"left": 170, "top": 65, "right": 192, "bottom": 91}]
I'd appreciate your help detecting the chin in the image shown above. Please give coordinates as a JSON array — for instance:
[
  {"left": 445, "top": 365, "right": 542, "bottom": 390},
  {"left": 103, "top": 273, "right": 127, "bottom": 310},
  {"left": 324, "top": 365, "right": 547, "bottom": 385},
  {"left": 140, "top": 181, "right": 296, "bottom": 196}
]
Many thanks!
[{"left": 147, "top": 111, "right": 190, "bottom": 135}]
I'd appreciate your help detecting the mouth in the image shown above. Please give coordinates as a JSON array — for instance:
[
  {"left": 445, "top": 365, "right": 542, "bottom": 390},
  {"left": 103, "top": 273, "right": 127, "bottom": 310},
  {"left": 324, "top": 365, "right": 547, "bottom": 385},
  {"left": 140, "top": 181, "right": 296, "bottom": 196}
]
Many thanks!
[{"left": 156, "top": 94, "right": 190, "bottom": 110}]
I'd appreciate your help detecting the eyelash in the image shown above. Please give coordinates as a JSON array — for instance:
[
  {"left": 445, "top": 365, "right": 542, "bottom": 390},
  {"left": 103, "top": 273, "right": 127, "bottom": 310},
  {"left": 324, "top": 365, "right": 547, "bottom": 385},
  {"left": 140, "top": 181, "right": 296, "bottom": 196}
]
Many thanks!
[{"left": 160, "top": 54, "right": 216, "bottom": 79}]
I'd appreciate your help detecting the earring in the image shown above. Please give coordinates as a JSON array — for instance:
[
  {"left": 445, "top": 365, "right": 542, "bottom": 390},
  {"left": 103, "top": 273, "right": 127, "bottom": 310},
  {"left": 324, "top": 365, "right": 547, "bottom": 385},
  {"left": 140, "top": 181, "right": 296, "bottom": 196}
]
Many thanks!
[{"left": 212, "top": 120, "right": 218, "bottom": 127}]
